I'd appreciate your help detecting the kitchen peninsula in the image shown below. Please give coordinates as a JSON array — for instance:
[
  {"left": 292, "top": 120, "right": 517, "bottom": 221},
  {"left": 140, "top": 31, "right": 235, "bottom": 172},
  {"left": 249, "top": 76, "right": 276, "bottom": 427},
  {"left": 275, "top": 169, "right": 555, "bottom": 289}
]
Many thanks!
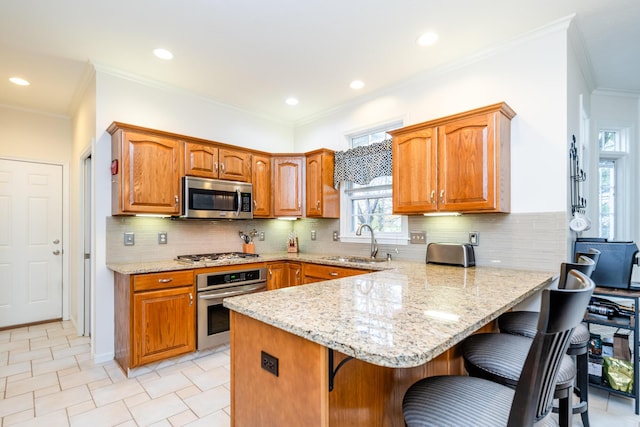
[{"left": 224, "top": 261, "right": 554, "bottom": 426}]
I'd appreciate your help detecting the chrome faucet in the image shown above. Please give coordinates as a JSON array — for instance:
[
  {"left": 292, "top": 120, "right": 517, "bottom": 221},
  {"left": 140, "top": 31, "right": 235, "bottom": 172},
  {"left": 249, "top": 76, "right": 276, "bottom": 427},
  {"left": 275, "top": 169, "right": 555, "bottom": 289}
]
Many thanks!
[{"left": 356, "top": 223, "right": 378, "bottom": 259}]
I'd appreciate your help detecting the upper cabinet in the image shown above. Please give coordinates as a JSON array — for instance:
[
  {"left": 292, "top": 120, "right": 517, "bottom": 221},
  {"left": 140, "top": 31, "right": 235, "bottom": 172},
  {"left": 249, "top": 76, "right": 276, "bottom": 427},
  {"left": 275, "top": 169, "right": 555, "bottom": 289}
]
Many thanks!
[
  {"left": 390, "top": 102, "right": 515, "bottom": 214},
  {"left": 305, "top": 149, "right": 339, "bottom": 218},
  {"left": 252, "top": 154, "right": 272, "bottom": 217},
  {"left": 184, "top": 141, "right": 251, "bottom": 182},
  {"left": 109, "top": 123, "right": 183, "bottom": 216},
  {"left": 272, "top": 155, "right": 304, "bottom": 217}
]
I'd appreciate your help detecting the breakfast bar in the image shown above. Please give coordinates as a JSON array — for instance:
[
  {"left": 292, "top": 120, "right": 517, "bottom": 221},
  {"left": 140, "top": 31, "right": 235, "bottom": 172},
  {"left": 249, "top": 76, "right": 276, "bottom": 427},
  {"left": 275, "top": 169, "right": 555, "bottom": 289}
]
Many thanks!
[{"left": 224, "top": 263, "right": 555, "bottom": 426}]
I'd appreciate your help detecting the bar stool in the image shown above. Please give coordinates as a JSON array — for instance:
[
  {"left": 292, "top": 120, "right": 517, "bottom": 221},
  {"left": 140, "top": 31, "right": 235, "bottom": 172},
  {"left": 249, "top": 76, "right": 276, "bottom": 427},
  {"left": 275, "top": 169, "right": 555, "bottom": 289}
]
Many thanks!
[
  {"left": 497, "top": 252, "right": 599, "bottom": 426},
  {"left": 402, "top": 270, "right": 595, "bottom": 427}
]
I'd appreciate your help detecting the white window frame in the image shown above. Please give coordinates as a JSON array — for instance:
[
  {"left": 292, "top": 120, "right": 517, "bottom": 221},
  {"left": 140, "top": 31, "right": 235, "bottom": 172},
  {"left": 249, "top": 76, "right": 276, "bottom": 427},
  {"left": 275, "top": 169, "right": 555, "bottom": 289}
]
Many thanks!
[
  {"left": 596, "top": 125, "right": 632, "bottom": 240},
  {"left": 339, "top": 122, "right": 409, "bottom": 245}
]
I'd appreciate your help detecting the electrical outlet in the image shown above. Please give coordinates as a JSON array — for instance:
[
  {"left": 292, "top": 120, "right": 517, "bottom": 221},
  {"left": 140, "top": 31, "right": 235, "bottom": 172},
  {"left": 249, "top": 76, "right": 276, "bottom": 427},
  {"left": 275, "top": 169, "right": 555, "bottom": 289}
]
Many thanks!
[
  {"left": 124, "top": 232, "right": 135, "bottom": 246},
  {"left": 158, "top": 232, "right": 168, "bottom": 244},
  {"left": 332, "top": 231, "right": 339, "bottom": 241},
  {"left": 259, "top": 231, "right": 265, "bottom": 241},
  {"left": 469, "top": 232, "right": 479, "bottom": 246},
  {"left": 410, "top": 231, "right": 426, "bottom": 244},
  {"left": 261, "top": 351, "right": 279, "bottom": 376},
  {"left": 311, "top": 230, "right": 317, "bottom": 241}
]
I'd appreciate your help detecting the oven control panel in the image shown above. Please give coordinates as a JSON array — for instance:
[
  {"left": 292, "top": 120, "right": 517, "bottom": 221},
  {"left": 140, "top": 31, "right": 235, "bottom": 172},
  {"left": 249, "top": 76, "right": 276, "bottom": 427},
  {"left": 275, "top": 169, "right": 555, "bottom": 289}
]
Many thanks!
[{"left": 197, "top": 268, "right": 266, "bottom": 290}]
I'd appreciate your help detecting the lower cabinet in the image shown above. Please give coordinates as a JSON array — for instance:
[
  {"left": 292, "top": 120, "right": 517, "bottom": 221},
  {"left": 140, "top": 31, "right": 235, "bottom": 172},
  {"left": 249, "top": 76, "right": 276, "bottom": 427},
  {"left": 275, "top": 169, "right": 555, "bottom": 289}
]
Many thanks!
[
  {"left": 266, "top": 261, "right": 302, "bottom": 290},
  {"left": 115, "top": 270, "right": 196, "bottom": 371}
]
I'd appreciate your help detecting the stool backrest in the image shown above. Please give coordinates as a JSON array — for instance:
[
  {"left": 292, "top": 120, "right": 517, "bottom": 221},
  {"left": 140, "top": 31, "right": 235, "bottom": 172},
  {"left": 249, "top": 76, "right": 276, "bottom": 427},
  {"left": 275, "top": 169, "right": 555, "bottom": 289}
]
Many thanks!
[
  {"left": 558, "top": 255, "right": 595, "bottom": 288},
  {"left": 574, "top": 247, "right": 601, "bottom": 271},
  {"left": 507, "top": 269, "right": 594, "bottom": 426}
]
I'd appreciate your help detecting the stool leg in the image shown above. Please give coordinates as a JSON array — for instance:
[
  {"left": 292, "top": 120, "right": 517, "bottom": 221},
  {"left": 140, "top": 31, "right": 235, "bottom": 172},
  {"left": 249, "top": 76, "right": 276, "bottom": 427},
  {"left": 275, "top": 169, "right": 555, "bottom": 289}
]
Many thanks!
[
  {"left": 558, "top": 386, "right": 573, "bottom": 427},
  {"left": 576, "top": 350, "right": 589, "bottom": 427}
]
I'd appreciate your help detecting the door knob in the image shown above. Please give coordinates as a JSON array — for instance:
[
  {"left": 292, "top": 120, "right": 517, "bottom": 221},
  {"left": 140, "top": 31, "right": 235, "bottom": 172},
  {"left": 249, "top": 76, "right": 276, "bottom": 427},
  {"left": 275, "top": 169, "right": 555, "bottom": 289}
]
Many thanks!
[
  {"left": 53, "top": 250, "right": 61, "bottom": 255},
  {"left": 53, "top": 239, "right": 60, "bottom": 244}
]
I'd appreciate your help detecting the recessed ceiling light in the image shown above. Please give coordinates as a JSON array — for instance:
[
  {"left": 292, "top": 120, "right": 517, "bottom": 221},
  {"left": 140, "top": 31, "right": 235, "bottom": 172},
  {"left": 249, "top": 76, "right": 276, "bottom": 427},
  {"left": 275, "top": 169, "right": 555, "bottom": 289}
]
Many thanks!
[
  {"left": 350, "top": 80, "right": 365, "bottom": 90},
  {"left": 416, "top": 31, "right": 439, "bottom": 46},
  {"left": 9, "top": 77, "right": 30, "bottom": 86},
  {"left": 285, "top": 97, "right": 299, "bottom": 106},
  {"left": 153, "top": 48, "right": 174, "bottom": 60}
]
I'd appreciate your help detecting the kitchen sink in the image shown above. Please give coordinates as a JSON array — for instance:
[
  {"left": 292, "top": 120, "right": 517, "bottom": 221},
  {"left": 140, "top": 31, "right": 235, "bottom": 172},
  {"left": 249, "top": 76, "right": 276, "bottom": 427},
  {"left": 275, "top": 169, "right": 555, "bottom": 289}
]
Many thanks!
[{"left": 323, "top": 255, "right": 388, "bottom": 264}]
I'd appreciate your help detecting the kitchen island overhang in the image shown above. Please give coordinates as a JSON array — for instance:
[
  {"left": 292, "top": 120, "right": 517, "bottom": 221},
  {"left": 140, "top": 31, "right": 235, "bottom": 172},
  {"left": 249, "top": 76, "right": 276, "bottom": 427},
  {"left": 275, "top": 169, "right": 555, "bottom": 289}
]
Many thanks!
[{"left": 225, "top": 263, "right": 555, "bottom": 426}]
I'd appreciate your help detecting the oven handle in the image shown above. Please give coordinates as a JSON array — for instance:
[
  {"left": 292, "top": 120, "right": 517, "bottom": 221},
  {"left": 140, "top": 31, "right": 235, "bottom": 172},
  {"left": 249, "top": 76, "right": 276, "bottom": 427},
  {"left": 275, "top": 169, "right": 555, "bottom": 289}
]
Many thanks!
[
  {"left": 235, "top": 189, "right": 241, "bottom": 217},
  {"left": 198, "top": 283, "right": 266, "bottom": 300}
]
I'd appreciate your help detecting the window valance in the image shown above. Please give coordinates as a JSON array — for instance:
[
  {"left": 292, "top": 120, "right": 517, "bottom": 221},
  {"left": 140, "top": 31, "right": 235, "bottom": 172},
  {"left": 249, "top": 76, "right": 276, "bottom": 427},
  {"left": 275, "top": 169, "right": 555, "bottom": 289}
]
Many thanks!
[{"left": 333, "top": 139, "right": 392, "bottom": 188}]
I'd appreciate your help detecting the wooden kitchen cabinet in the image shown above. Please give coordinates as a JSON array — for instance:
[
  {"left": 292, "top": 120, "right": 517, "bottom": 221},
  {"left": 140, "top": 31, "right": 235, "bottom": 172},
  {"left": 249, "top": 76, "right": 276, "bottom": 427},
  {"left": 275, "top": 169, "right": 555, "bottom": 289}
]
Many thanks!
[
  {"left": 266, "top": 261, "right": 303, "bottom": 289},
  {"left": 302, "top": 263, "right": 369, "bottom": 284},
  {"left": 288, "top": 262, "right": 303, "bottom": 286},
  {"left": 115, "top": 270, "right": 196, "bottom": 371},
  {"left": 305, "top": 149, "right": 339, "bottom": 218},
  {"left": 184, "top": 140, "right": 252, "bottom": 182},
  {"left": 390, "top": 102, "right": 515, "bottom": 214},
  {"left": 272, "top": 155, "right": 304, "bottom": 217},
  {"left": 267, "top": 262, "right": 289, "bottom": 290},
  {"left": 252, "top": 154, "right": 272, "bottom": 217},
  {"left": 108, "top": 123, "right": 183, "bottom": 215}
]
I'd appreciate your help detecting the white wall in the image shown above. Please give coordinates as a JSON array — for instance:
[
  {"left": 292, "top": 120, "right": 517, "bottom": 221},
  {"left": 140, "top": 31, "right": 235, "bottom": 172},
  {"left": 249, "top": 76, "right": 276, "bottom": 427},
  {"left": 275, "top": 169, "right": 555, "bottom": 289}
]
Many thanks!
[
  {"left": 294, "top": 23, "right": 570, "bottom": 214},
  {"left": 90, "top": 71, "right": 296, "bottom": 362}
]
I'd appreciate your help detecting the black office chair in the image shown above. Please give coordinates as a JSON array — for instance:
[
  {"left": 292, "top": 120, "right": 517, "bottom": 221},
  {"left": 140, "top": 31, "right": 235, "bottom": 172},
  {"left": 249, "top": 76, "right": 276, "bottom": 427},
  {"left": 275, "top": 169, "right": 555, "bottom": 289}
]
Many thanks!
[
  {"left": 498, "top": 253, "right": 598, "bottom": 426},
  {"left": 402, "top": 270, "right": 595, "bottom": 427}
]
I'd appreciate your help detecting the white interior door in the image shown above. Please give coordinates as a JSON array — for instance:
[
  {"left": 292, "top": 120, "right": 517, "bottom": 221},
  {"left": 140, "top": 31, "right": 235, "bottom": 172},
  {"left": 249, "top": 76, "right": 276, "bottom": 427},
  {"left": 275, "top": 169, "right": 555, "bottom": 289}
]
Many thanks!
[{"left": 0, "top": 159, "right": 63, "bottom": 327}]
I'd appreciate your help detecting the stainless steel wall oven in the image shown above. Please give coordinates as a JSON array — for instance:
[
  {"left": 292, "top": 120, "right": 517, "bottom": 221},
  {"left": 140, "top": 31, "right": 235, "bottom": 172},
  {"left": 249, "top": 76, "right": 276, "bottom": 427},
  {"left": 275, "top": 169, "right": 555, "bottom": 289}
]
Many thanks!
[{"left": 195, "top": 265, "right": 266, "bottom": 350}]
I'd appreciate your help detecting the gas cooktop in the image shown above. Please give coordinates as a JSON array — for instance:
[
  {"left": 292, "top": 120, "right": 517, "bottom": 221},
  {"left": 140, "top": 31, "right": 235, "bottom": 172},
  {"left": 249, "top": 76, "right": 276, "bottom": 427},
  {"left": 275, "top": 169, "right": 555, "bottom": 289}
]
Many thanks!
[{"left": 176, "top": 252, "right": 260, "bottom": 263}]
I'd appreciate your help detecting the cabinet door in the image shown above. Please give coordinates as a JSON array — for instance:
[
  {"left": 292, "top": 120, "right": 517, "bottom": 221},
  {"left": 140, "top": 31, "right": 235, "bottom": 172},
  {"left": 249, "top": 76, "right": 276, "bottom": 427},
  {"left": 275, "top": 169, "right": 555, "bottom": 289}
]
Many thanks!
[
  {"left": 252, "top": 154, "right": 272, "bottom": 217},
  {"left": 219, "top": 148, "right": 252, "bottom": 182},
  {"left": 305, "top": 151, "right": 339, "bottom": 218},
  {"left": 184, "top": 141, "right": 218, "bottom": 178},
  {"left": 392, "top": 128, "right": 437, "bottom": 213},
  {"left": 288, "top": 262, "right": 302, "bottom": 286},
  {"left": 133, "top": 286, "right": 195, "bottom": 366},
  {"left": 118, "top": 131, "right": 182, "bottom": 215},
  {"left": 267, "top": 262, "right": 289, "bottom": 290},
  {"left": 438, "top": 113, "right": 497, "bottom": 212},
  {"left": 273, "top": 157, "right": 304, "bottom": 217}
]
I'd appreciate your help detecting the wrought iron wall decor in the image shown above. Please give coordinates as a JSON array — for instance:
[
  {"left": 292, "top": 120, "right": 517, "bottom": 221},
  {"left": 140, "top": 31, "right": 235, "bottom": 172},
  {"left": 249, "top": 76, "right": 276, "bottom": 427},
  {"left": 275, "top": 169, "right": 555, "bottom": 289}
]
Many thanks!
[{"left": 570, "top": 134, "right": 587, "bottom": 214}]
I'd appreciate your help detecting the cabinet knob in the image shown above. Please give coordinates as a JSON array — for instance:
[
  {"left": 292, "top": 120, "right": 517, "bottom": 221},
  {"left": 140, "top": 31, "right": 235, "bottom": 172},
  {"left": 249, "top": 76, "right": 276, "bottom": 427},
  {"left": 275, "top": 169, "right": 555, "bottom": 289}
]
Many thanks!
[
  {"left": 316, "top": 200, "right": 320, "bottom": 209},
  {"left": 269, "top": 269, "right": 273, "bottom": 277},
  {"left": 221, "top": 163, "right": 226, "bottom": 174},
  {"left": 254, "top": 200, "right": 257, "bottom": 207},
  {"left": 158, "top": 278, "right": 173, "bottom": 283},
  {"left": 189, "top": 293, "right": 193, "bottom": 306},
  {"left": 439, "top": 189, "right": 445, "bottom": 203},
  {"left": 430, "top": 190, "right": 435, "bottom": 204},
  {"left": 214, "top": 162, "right": 219, "bottom": 172},
  {"left": 174, "top": 195, "right": 179, "bottom": 205},
  {"left": 329, "top": 272, "right": 339, "bottom": 277}
]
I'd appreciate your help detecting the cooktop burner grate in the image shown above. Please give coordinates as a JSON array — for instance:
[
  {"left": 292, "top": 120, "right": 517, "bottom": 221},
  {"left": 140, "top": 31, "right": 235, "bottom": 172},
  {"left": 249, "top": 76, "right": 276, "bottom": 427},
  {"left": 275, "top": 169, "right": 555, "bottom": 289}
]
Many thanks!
[{"left": 176, "top": 252, "right": 260, "bottom": 263}]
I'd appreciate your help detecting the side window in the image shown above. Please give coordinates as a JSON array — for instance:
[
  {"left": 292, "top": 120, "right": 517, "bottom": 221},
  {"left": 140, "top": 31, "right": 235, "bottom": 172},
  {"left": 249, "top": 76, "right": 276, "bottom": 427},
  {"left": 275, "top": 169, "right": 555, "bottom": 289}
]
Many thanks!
[
  {"left": 339, "top": 124, "right": 408, "bottom": 244},
  {"left": 597, "top": 128, "right": 629, "bottom": 240}
]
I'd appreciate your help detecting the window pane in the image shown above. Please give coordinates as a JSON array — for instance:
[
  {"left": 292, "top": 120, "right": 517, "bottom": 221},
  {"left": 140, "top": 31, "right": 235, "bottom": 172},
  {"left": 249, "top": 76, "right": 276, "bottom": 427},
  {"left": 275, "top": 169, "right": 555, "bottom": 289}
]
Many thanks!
[
  {"left": 598, "top": 130, "right": 619, "bottom": 152},
  {"left": 350, "top": 197, "right": 401, "bottom": 233},
  {"left": 352, "top": 176, "right": 392, "bottom": 189},
  {"left": 599, "top": 159, "right": 615, "bottom": 240}
]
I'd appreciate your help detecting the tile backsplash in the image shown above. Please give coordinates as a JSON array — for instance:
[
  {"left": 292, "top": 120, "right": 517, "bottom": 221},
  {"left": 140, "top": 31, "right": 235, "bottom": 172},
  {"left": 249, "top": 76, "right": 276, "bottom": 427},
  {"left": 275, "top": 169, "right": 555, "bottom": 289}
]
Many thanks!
[{"left": 106, "top": 212, "right": 567, "bottom": 271}]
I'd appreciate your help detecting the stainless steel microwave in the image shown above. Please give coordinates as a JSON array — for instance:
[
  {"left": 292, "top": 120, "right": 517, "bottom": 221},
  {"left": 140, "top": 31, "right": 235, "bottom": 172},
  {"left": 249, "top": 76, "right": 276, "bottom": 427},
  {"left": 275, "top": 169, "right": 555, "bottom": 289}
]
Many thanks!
[{"left": 182, "top": 176, "right": 253, "bottom": 219}]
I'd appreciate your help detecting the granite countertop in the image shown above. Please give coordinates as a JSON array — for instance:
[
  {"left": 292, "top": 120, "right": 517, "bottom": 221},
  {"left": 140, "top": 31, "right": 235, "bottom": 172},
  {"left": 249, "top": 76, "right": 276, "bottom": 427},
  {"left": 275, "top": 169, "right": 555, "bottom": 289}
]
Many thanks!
[
  {"left": 107, "top": 253, "right": 554, "bottom": 369},
  {"left": 223, "top": 262, "right": 554, "bottom": 369},
  {"left": 106, "top": 252, "right": 391, "bottom": 274}
]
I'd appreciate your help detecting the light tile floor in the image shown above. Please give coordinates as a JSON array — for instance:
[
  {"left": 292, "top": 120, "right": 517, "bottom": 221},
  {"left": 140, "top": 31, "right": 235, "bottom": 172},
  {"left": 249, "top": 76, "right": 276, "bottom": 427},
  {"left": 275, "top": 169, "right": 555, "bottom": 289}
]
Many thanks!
[{"left": 1, "top": 320, "right": 639, "bottom": 426}]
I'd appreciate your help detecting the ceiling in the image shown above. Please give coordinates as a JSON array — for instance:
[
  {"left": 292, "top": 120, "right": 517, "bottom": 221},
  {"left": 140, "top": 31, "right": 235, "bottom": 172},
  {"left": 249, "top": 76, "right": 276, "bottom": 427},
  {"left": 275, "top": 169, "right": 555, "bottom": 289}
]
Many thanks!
[{"left": 1, "top": 0, "right": 639, "bottom": 124}]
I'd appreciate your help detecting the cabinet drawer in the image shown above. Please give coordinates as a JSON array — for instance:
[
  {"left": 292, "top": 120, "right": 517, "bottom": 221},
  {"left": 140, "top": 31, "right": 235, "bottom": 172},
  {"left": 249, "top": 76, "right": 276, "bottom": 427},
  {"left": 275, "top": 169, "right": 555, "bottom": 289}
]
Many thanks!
[
  {"left": 133, "top": 270, "right": 194, "bottom": 292},
  {"left": 303, "top": 263, "right": 368, "bottom": 282}
]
